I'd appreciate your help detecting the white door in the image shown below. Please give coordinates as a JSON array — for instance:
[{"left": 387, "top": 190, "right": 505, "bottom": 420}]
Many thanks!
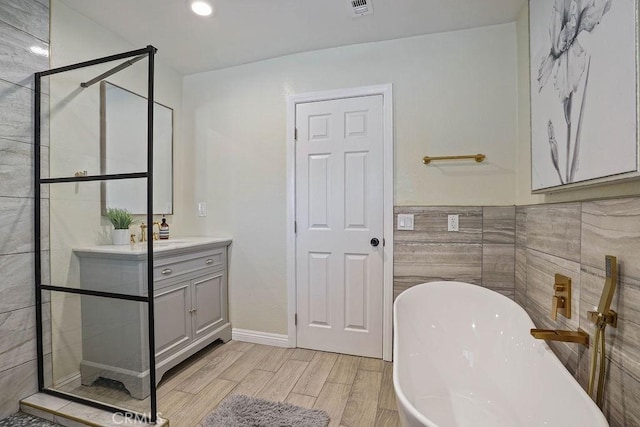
[{"left": 295, "top": 95, "right": 384, "bottom": 358}]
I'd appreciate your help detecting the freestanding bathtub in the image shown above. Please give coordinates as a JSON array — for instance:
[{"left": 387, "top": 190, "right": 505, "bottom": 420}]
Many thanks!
[{"left": 393, "top": 281, "right": 609, "bottom": 427}]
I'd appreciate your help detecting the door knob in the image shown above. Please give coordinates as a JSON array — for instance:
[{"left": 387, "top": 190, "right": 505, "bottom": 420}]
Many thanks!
[{"left": 370, "top": 238, "right": 380, "bottom": 247}]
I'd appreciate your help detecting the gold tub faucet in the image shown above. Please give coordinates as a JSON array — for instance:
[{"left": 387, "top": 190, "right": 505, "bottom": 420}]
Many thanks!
[{"left": 530, "top": 328, "right": 589, "bottom": 346}]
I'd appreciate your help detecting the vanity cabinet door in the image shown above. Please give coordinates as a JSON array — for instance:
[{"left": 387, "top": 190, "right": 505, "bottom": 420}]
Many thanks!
[
  {"left": 191, "top": 270, "right": 226, "bottom": 339},
  {"left": 154, "top": 282, "right": 192, "bottom": 359}
]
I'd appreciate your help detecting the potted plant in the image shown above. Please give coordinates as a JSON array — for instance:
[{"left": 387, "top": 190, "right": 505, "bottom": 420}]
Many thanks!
[{"left": 106, "top": 208, "right": 134, "bottom": 245}]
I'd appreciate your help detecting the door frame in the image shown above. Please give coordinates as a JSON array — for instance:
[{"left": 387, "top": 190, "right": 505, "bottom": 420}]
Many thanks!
[{"left": 286, "top": 84, "right": 394, "bottom": 361}]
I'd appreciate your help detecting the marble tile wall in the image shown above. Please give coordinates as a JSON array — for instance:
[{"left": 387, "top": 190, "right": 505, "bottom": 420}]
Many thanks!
[
  {"left": 393, "top": 206, "right": 515, "bottom": 299},
  {"left": 0, "top": 0, "right": 50, "bottom": 419},
  {"left": 517, "top": 198, "right": 640, "bottom": 427}
]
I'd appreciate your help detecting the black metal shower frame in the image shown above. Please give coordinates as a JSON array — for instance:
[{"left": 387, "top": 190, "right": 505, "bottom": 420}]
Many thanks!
[{"left": 34, "top": 45, "right": 159, "bottom": 423}]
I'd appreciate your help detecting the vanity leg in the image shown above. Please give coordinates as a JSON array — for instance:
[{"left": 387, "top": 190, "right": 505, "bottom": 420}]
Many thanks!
[{"left": 219, "top": 324, "right": 232, "bottom": 343}]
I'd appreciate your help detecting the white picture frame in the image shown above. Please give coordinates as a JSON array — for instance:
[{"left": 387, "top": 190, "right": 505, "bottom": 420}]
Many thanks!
[{"left": 529, "top": 0, "right": 639, "bottom": 192}]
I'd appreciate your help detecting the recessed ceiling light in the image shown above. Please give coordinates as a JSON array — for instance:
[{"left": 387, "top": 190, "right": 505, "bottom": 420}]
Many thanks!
[{"left": 188, "top": 0, "right": 215, "bottom": 17}]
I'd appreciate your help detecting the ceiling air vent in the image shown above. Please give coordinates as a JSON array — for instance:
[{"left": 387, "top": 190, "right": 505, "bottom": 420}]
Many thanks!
[{"left": 349, "top": 0, "right": 373, "bottom": 18}]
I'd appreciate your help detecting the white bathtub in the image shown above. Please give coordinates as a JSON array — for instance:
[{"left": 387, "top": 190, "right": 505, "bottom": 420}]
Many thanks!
[{"left": 393, "top": 281, "right": 608, "bottom": 427}]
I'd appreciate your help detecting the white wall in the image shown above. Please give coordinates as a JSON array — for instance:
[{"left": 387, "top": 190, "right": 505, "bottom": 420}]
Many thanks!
[
  {"left": 182, "top": 23, "right": 519, "bottom": 335},
  {"left": 515, "top": 6, "right": 541, "bottom": 205},
  {"left": 515, "top": 6, "right": 640, "bottom": 206},
  {"left": 49, "top": 0, "right": 184, "bottom": 382}
]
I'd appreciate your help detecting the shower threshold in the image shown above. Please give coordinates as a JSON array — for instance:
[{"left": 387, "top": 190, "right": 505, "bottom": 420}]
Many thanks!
[{"left": 20, "top": 394, "right": 168, "bottom": 427}]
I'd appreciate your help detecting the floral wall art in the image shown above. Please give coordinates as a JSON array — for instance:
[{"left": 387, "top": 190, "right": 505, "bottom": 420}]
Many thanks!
[{"left": 530, "top": 0, "right": 638, "bottom": 191}]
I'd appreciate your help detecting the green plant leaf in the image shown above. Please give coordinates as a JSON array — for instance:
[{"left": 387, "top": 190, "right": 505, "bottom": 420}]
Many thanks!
[{"left": 105, "top": 208, "right": 134, "bottom": 229}]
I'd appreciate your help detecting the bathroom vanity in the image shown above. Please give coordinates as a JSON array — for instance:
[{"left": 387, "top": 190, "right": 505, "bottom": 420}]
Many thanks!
[{"left": 73, "top": 237, "right": 232, "bottom": 399}]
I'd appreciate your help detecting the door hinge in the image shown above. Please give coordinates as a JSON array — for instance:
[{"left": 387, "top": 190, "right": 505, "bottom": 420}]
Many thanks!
[
  {"left": 294, "top": 221, "right": 297, "bottom": 234},
  {"left": 294, "top": 313, "right": 297, "bottom": 326},
  {"left": 294, "top": 127, "right": 298, "bottom": 141},
  {"left": 383, "top": 238, "right": 386, "bottom": 247}
]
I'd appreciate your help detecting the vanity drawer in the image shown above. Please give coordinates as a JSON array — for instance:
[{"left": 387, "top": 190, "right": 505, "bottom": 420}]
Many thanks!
[{"left": 154, "top": 249, "right": 225, "bottom": 280}]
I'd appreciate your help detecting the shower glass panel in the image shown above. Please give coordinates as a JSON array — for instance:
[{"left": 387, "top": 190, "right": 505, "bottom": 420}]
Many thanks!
[
  {"left": 101, "top": 81, "right": 174, "bottom": 215},
  {"left": 45, "top": 180, "right": 150, "bottom": 296},
  {"left": 46, "top": 64, "right": 151, "bottom": 180},
  {"left": 43, "top": 294, "right": 152, "bottom": 415},
  {"left": 35, "top": 46, "right": 158, "bottom": 422}
]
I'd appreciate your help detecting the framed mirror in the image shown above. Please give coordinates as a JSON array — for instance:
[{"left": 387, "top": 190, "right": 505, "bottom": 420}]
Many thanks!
[{"left": 100, "top": 81, "right": 173, "bottom": 214}]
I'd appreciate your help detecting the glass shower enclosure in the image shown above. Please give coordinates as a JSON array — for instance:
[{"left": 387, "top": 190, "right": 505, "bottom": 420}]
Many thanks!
[{"left": 34, "top": 46, "right": 159, "bottom": 422}]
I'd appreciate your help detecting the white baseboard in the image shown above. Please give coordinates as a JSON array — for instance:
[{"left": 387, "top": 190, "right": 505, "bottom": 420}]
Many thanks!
[{"left": 231, "top": 328, "right": 291, "bottom": 348}]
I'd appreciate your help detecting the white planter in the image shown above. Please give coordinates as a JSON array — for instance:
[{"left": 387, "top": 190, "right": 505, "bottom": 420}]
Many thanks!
[{"left": 112, "top": 229, "right": 130, "bottom": 245}]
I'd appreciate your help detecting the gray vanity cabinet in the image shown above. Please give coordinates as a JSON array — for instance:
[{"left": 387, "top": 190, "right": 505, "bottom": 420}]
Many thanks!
[
  {"left": 154, "top": 281, "right": 192, "bottom": 358},
  {"left": 192, "top": 271, "right": 226, "bottom": 339},
  {"left": 74, "top": 238, "right": 232, "bottom": 399},
  {"left": 154, "top": 269, "right": 227, "bottom": 359}
]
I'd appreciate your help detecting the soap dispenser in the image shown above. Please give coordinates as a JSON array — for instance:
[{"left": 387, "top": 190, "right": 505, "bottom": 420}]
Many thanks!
[{"left": 159, "top": 216, "right": 170, "bottom": 240}]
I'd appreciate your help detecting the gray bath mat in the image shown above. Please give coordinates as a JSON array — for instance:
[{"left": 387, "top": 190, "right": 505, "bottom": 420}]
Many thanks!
[{"left": 203, "top": 394, "right": 329, "bottom": 427}]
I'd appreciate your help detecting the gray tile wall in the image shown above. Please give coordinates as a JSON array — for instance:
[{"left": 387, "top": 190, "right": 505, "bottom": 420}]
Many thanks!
[
  {"left": 393, "top": 206, "right": 515, "bottom": 299},
  {"left": 0, "top": 0, "right": 49, "bottom": 418},
  {"left": 517, "top": 198, "right": 640, "bottom": 427}
]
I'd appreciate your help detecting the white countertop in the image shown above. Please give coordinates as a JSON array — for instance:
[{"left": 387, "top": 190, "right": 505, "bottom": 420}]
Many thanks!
[{"left": 73, "top": 236, "right": 232, "bottom": 259}]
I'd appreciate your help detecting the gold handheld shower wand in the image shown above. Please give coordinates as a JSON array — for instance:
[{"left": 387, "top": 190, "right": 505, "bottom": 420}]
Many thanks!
[{"left": 587, "top": 255, "right": 618, "bottom": 407}]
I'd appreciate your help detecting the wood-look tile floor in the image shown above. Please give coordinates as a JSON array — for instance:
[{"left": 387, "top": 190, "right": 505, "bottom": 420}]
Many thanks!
[{"left": 59, "top": 341, "right": 399, "bottom": 427}]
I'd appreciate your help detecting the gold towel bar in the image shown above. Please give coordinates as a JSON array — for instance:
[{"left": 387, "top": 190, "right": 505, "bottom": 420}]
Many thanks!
[{"left": 422, "top": 154, "right": 486, "bottom": 165}]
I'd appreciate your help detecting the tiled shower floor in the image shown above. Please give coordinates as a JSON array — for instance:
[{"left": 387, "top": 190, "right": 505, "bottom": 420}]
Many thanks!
[{"left": 0, "top": 413, "right": 61, "bottom": 427}]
